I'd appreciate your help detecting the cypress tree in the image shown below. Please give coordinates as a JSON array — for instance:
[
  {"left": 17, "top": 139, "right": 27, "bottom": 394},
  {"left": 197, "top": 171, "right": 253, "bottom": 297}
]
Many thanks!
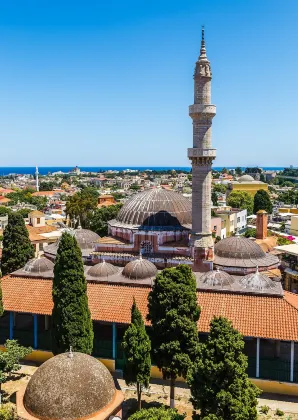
[
  {"left": 52, "top": 232, "right": 93, "bottom": 355},
  {"left": 253, "top": 189, "right": 273, "bottom": 214},
  {"left": 188, "top": 316, "right": 260, "bottom": 420},
  {"left": 147, "top": 264, "right": 200, "bottom": 409},
  {"left": 1, "top": 212, "right": 34, "bottom": 275},
  {"left": 122, "top": 298, "right": 151, "bottom": 410}
]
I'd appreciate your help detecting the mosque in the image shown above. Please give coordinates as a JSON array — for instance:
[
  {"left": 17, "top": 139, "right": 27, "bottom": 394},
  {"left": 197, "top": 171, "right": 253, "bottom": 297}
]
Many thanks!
[{"left": 2, "top": 29, "right": 298, "bottom": 402}]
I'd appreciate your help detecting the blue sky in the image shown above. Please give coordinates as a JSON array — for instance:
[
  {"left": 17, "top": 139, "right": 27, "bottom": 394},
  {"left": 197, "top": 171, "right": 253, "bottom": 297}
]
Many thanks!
[{"left": 0, "top": 0, "right": 297, "bottom": 167}]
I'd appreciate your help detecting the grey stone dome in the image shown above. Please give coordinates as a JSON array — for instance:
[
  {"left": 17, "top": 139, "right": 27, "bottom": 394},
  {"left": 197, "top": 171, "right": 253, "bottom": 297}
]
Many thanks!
[
  {"left": 23, "top": 257, "right": 54, "bottom": 275},
  {"left": 122, "top": 256, "right": 158, "bottom": 280},
  {"left": 88, "top": 260, "right": 119, "bottom": 279},
  {"left": 199, "top": 268, "right": 235, "bottom": 289},
  {"left": 73, "top": 228, "right": 100, "bottom": 250},
  {"left": 116, "top": 188, "right": 191, "bottom": 227},
  {"left": 23, "top": 352, "right": 116, "bottom": 420},
  {"left": 215, "top": 236, "right": 265, "bottom": 260},
  {"left": 238, "top": 175, "right": 255, "bottom": 182},
  {"left": 239, "top": 269, "right": 279, "bottom": 292},
  {"left": 214, "top": 236, "right": 279, "bottom": 271}
]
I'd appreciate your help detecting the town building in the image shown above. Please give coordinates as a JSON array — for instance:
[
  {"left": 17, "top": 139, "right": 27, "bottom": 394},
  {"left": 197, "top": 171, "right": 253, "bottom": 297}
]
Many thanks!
[
  {"left": 227, "top": 174, "right": 268, "bottom": 196},
  {"left": 214, "top": 207, "right": 247, "bottom": 237}
]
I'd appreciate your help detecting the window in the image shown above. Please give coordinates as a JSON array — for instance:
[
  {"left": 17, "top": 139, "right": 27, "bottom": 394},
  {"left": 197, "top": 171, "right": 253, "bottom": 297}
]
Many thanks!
[
  {"left": 237, "top": 217, "right": 240, "bottom": 223},
  {"left": 37, "top": 218, "right": 40, "bottom": 224}
]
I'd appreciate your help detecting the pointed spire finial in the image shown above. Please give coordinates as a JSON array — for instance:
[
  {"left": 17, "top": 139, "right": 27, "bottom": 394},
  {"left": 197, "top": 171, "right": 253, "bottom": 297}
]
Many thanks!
[{"left": 199, "top": 25, "right": 207, "bottom": 59}]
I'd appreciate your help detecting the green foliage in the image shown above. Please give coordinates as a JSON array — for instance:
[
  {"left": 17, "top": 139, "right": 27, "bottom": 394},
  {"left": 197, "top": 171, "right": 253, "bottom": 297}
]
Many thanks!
[
  {"left": 122, "top": 299, "right": 151, "bottom": 409},
  {"left": 188, "top": 316, "right": 260, "bottom": 420},
  {"left": 0, "top": 281, "right": 3, "bottom": 317},
  {"left": 39, "top": 181, "right": 56, "bottom": 191},
  {"left": 16, "top": 208, "right": 34, "bottom": 218},
  {"left": 227, "top": 190, "right": 254, "bottom": 215},
  {"left": 253, "top": 190, "right": 273, "bottom": 214},
  {"left": 277, "top": 236, "right": 293, "bottom": 246},
  {"left": 90, "top": 204, "right": 122, "bottom": 236},
  {"left": 0, "top": 207, "right": 11, "bottom": 217},
  {"left": 128, "top": 407, "right": 185, "bottom": 420},
  {"left": 245, "top": 167, "right": 262, "bottom": 174},
  {"left": 277, "top": 189, "right": 298, "bottom": 205},
  {"left": 281, "top": 168, "right": 298, "bottom": 177},
  {"left": 52, "top": 232, "right": 94, "bottom": 355},
  {"left": 147, "top": 265, "right": 200, "bottom": 382},
  {"left": 211, "top": 191, "right": 218, "bottom": 206},
  {"left": 275, "top": 408, "right": 284, "bottom": 417},
  {"left": 6, "top": 190, "right": 47, "bottom": 210},
  {"left": 244, "top": 228, "right": 256, "bottom": 238},
  {"left": 0, "top": 340, "right": 32, "bottom": 375},
  {"left": 213, "top": 184, "right": 227, "bottom": 194},
  {"left": 235, "top": 167, "right": 243, "bottom": 176},
  {"left": 1, "top": 212, "right": 34, "bottom": 275},
  {"left": 259, "top": 405, "right": 269, "bottom": 414},
  {"left": 66, "top": 188, "right": 99, "bottom": 228},
  {"left": 130, "top": 184, "right": 141, "bottom": 191},
  {"left": 221, "top": 167, "right": 228, "bottom": 174},
  {"left": 112, "top": 192, "right": 125, "bottom": 200},
  {"left": 0, "top": 404, "right": 17, "bottom": 420}
]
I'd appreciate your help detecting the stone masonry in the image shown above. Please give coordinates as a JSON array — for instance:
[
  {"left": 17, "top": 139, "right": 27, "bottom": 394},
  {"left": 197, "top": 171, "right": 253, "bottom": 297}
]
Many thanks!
[{"left": 188, "top": 28, "right": 217, "bottom": 271}]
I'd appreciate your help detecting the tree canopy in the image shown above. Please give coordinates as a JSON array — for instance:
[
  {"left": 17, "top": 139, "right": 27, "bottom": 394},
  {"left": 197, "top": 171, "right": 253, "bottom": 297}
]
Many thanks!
[
  {"left": 52, "top": 232, "right": 93, "bottom": 355},
  {"left": 122, "top": 299, "right": 151, "bottom": 410},
  {"left": 6, "top": 190, "right": 47, "bottom": 210},
  {"left": 213, "top": 184, "right": 227, "bottom": 194},
  {"left": 227, "top": 191, "right": 254, "bottom": 215},
  {"left": 253, "top": 190, "right": 273, "bottom": 214},
  {"left": 0, "top": 207, "right": 12, "bottom": 216},
  {"left": 1, "top": 212, "right": 34, "bottom": 276},
  {"left": 147, "top": 265, "right": 200, "bottom": 408},
  {"left": 128, "top": 407, "right": 185, "bottom": 420},
  {"left": 90, "top": 204, "right": 122, "bottom": 236},
  {"left": 66, "top": 188, "right": 99, "bottom": 228},
  {"left": 188, "top": 316, "right": 260, "bottom": 420}
]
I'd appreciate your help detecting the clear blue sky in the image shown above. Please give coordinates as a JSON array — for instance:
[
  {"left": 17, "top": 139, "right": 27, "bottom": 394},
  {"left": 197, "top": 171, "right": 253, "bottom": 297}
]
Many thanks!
[{"left": 0, "top": 0, "right": 297, "bottom": 167}]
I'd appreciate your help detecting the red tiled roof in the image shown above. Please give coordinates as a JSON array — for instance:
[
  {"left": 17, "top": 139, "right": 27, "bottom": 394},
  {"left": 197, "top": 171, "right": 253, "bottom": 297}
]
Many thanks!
[{"left": 3, "top": 276, "right": 298, "bottom": 341}]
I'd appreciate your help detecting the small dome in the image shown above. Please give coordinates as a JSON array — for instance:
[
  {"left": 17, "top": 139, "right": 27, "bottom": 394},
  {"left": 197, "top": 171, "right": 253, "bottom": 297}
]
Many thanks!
[
  {"left": 238, "top": 175, "right": 255, "bottom": 183},
  {"left": 116, "top": 188, "right": 191, "bottom": 227},
  {"left": 215, "top": 236, "right": 266, "bottom": 260},
  {"left": 23, "top": 352, "right": 116, "bottom": 420},
  {"left": 199, "top": 268, "right": 235, "bottom": 289},
  {"left": 239, "top": 268, "right": 279, "bottom": 292},
  {"left": 88, "top": 260, "right": 119, "bottom": 279},
  {"left": 23, "top": 257, "right": 54, "bottom": 275},
  {"left": 122, "top": 256, "right": 158, "bottom": 280},
  {"left": 73, "top": 228, "right": 100, "bottom": 250}
]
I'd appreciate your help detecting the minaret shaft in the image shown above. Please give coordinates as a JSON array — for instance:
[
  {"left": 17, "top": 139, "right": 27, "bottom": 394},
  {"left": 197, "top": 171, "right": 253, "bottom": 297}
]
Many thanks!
[{"left": 188, "top": 28, "right": 216, "bottom": 271}]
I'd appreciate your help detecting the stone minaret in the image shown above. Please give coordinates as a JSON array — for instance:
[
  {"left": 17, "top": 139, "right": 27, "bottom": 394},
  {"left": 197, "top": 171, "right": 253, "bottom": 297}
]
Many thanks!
[
  {"left": 188, "top": 28, "right": 216, "bottom": 272},
  {"left": 35, "top": 166, "right": 39, "bottom": 192}
]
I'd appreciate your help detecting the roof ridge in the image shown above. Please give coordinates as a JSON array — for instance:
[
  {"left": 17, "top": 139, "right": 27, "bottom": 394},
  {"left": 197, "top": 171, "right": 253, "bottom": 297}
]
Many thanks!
[{"left": 283, "top": 291, "right": 298, "bottom": 312}]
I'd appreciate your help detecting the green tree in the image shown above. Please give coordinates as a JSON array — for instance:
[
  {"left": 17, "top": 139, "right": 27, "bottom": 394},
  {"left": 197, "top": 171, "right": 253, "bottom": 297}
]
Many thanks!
[
  {"left": 16, "top": 208, "right": 34, "bottom": 218},
  {"left": 0, "top": 207, "right": 11, "bottom": 217},
  {"left": 122, "top": 299, "right": 151, "bottom": 410},
  {"left": 129, "top": 407, "right": 185, "bottom": 420},
  {"left": 244, "top": 228, "right": 256, "bottom": 238},
  {"left": 253, "top": 190, "right": 273, "bottom": 214},
  {"left": 188, "top": 316, "right": 260, "bottom": 420},
  {"left": 1, "top": 213, "right": 34, "bottom": 275},
  {"left": 52, "top": 232, "right": 93, "bottom": 355},
  {"left": 147, "top": 265, "right": 200, "bottom": 408},
  {"left": 213, "top": 184, "right": 227, "bottom": 194},
  {"left": 0, "top": 339, "right": 32, "bottom": 395},
  {"left": 90, "top": 204, "right": 122, "bottom": 236},
  {"left": 0, "top": 404, "right": 17, "bottom": 419},
  {"left": 66, "top": 189, "right": 98, "bottom": 228},
  {"left": 235, "top": 167, "right": 242, "bottom": 176},
  {"left": 221, "top": 167, "right": 228, "bottom": 174},
  {"left": 227, "top": 191, "right": 253, "bottom": 215},
  {"left": 211, "top": 191, "right": 218, "bottom": 206}
]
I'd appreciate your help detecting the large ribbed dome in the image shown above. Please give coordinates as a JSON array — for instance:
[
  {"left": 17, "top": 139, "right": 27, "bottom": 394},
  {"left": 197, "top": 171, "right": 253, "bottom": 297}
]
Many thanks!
[
  {"left": 73, "top": 228, "right": 100, "bottom": 250},
  {"left": 116, "top": 188, "right": 191, "bottom": 227},
  {"left": 23, "top": 352, "right": 116, "bottom": 420},
  {"left": 122, "top": 256, "right": 158, "bottom": 280},
  {"left": 214, "top": 236, "right": 279, "bottom": 270},
  {"left": 199, "top": 268, "right": 235, "bottom": 289}
]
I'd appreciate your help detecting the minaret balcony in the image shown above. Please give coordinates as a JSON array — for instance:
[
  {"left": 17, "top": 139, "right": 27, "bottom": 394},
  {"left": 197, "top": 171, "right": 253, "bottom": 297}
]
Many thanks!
[
  {"left": 189, "top": 104, "right": 216, "bottom": 118},
  {"left": 188, "top": 148, "right": 216, "bottom": 158}
]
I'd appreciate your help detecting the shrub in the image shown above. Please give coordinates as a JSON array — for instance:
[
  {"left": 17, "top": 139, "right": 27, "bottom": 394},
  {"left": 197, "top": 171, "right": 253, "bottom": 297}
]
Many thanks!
[
  {"left": 275, "top": 408, "right": 284, "bottom": 417},
  {"left": 128, "top": 406, "right": 185, "bottom": 419},
  {"left": 259, "top": 405, "right": 270, "bottom": 414},
  {"left": 0, "top": 404, "right": 17, "bottom": 420}
]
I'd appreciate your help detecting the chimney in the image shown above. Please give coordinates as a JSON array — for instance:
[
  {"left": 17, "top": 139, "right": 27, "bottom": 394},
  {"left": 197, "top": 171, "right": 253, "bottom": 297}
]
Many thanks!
[{"left": 256, "top": 210, "right": 268, "bottom": 240}]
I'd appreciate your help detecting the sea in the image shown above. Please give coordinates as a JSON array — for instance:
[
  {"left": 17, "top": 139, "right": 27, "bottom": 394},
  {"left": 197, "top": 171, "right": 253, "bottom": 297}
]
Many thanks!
[{"left": 0, "top": 167, "right": 292, "bottom": 176}]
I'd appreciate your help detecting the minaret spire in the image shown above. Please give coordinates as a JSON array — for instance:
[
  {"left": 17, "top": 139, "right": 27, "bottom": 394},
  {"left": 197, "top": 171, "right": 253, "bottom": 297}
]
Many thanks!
[
  {"left": 35, "top": 166, "right": 39, "bottom": 192},
  {"left": 188, "top": 28, "right": 216, "bottom": 272}
]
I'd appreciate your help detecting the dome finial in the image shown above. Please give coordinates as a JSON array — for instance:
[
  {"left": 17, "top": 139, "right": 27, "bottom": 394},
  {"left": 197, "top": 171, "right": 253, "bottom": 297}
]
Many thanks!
[{"left": 68, "top": 346, "right": 73, "bottom": 359}]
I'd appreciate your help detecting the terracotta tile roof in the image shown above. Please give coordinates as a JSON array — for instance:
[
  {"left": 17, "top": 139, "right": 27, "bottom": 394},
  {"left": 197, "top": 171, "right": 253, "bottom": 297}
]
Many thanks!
[
  {"left": 27, "top": 225, "right": 57, "bottom": 235},
  {"left": 32, "top": 191, "right": 56, "bottom": 197},
  {"left": 0, "top": 197, "right": 10, "bottom": 203},
  {"left": 3, "top": 276, "right": 298, "bottom": 341},
  {"left": 28, "top": 210, "right": 45, "bottom": 217}
]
